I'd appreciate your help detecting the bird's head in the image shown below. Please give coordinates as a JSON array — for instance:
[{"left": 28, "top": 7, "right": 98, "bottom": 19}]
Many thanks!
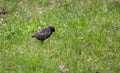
[{"left": 48, "top": 26, "right": 55, "bottom": 32}]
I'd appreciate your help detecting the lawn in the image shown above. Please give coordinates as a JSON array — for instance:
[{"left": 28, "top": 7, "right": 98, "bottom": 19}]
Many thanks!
[{"left": 0, "top": 0, "right": 120, "bottom": 73}]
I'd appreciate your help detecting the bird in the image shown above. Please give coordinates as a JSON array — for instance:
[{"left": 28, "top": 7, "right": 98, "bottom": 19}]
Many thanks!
[{"left": 31, "top": 26, "right": 55, "bottom": 41}]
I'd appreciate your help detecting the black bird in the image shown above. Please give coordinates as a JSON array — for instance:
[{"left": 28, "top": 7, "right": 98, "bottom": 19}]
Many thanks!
[{"left": 32, "top": 26, "right": 55, "bottom": 41}]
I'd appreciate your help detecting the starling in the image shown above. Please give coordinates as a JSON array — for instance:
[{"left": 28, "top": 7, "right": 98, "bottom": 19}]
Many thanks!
[{"left": 32, "top": 26, "right": 55, "bottom": 41}]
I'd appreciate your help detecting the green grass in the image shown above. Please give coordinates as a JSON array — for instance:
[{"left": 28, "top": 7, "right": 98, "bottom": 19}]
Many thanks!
[{"left": 0, "top": 0, "right": 120, "bottom": 73}]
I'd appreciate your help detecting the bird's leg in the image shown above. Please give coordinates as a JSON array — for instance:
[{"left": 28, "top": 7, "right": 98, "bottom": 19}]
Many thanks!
[{"left": 40, "top": 40, "right": 44, "bottom": 44}]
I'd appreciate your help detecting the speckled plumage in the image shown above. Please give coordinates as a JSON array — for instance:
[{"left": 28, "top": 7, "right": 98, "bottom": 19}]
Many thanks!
[{"left": 32, "top": 26, "right": 55, "bottom": 41}]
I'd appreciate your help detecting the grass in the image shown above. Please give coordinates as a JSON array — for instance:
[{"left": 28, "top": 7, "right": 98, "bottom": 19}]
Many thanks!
[{"left": 0, "top": 0, "right": 120, "bottom": 73}]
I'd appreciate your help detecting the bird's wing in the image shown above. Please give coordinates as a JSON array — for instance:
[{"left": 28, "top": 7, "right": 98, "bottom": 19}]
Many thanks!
[
  {"left": 40, "top": 28, "right": 51, "bottom": 36},
  {"left": 32, "top": 28, "right": 51, "bottom": 38},
  {"left": 32, "top": 28, "right": 52, "bottom": 41}
]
